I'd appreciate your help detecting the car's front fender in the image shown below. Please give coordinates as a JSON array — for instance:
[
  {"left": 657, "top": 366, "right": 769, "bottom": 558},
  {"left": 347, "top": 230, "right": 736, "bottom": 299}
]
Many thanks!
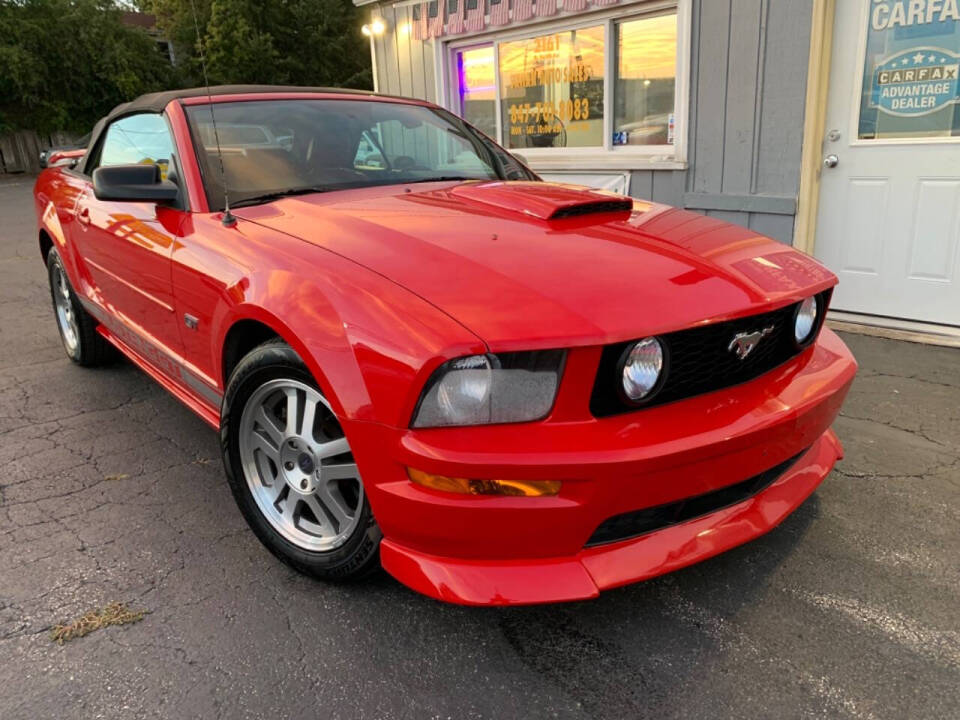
[{"left": 176, "top": 214, "right": 486, "bottom": 428}]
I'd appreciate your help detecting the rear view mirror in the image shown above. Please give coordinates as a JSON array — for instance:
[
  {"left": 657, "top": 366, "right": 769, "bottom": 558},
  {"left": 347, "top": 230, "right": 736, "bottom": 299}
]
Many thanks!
[{"left": 92, "top": 164, "right": 179, "bottom": 203}]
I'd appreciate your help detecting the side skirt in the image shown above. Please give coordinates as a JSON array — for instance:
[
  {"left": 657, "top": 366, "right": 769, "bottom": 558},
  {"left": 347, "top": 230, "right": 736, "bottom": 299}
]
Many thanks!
[
  {"left": 78, "top": 294, "right": 223, "bottom": 429},
  {"left": 95, "top": 324, "right": 221, "bottom": 429}
]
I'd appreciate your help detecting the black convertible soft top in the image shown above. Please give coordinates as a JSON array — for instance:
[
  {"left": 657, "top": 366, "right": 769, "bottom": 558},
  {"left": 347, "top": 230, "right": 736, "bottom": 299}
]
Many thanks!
[
  {"left": 108, "top": 84, "right": 376, "bottom": 118},
  {"left": 81, "top": 85, "right": 391, "bottom": 175}
]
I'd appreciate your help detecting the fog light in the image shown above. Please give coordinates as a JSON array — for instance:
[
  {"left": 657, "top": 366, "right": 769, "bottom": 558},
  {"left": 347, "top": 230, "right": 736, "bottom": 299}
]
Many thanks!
[
  {"left": 620, "top": 336, "right": 665, "bottom": 402},
  {"left": 407, "top": 468, "right": 561, "bottom": 497},
  {"left": 794, "top": 296, "right": 819, "bottom": 344}
]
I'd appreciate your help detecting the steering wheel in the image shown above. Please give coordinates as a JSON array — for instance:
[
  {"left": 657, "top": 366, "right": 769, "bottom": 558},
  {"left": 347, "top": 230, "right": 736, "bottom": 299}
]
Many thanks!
[{"left": 392, "top": 155, "right": 429, "bottom": 172}]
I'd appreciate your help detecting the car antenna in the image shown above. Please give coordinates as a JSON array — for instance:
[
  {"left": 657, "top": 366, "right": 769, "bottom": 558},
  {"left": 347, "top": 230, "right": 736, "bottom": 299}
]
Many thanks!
[{"left": 189, "top": 0, "right": 236, "bottom": 228}]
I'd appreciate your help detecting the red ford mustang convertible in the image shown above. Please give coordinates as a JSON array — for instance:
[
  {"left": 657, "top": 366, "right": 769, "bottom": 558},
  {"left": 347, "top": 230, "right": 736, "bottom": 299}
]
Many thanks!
[{"left": 34, "top": 86, "right": 856, "bottom": 605}]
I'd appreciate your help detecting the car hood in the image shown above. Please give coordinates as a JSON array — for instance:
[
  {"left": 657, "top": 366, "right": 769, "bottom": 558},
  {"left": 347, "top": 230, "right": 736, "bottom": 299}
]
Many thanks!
[{"left": 235, "top": 181, "right": 836, "bottom": 349}]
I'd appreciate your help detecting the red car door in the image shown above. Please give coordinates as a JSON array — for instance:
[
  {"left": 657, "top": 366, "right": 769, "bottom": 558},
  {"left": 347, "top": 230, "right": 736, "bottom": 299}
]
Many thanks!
[{"left": 74, "top": 113, "right": 186, "bottom": 370}]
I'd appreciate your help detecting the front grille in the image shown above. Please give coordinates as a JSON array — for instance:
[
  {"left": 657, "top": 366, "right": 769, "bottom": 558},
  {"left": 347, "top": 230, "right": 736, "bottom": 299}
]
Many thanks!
[
  {"left": 590, "top": 291, "right": 830, "bottom": 417},
  {"left": 585, "top": 448, "right": 809, "bottom": 547}
]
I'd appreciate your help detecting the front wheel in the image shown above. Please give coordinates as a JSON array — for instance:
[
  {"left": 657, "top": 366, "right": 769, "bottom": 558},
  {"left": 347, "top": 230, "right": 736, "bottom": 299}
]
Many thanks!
[{"left": 220, "top": 340, "right": 381, "bottom": 580}]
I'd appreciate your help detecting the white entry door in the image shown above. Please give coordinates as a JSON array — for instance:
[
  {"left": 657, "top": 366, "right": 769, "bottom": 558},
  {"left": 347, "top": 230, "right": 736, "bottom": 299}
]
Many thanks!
[{"left": 815, "top": 0, "right": 960, "bottom": 327}]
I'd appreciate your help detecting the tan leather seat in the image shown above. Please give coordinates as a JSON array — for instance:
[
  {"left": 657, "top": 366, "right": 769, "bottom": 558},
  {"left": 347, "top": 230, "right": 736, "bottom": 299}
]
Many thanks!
[{"left": 216, "top": 148, "right": 307, "bottom": 192}]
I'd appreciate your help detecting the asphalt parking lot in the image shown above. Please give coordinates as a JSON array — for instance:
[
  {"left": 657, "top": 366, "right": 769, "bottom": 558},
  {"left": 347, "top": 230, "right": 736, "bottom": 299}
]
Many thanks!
[{"left": 1, "top": 175, "right": 958, "bottom": 720}]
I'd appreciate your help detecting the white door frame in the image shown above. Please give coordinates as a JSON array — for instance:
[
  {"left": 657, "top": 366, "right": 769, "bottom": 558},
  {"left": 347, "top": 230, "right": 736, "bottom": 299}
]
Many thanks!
[{"left": 794, "top": 0, "right": 836, "bottom": 257}]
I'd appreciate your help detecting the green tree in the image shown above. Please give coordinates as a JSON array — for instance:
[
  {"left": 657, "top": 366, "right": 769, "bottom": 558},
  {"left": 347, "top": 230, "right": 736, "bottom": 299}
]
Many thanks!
[
  {"left": 204, "top": 0, "right": 281, "bottom": 84},
  {"left": 0, "top": 0, "right": 176, "bottom": 133},
  {"left": 136, "top": 0, "right": 210, "bottom": 85},
  {"left": 0, "top": 0, "right": 372, "bottom": 134},
  {"left": 273, "top": 0, "right": 372, "bottom": 89},
  {"left": 140, "top": 0, "right": 372, "bottom": 89}
]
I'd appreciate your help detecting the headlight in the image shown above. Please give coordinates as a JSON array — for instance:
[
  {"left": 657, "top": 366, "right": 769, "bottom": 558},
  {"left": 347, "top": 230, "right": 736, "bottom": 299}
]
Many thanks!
[
  {"left": 794, "top": 296, "right": 819, "bottom": 344},
  {"left": 412, "top": 350, "right": 565, "bottom": 428},
  {"left": 620, "top": 337, "right": 665, "bottom": 403}
]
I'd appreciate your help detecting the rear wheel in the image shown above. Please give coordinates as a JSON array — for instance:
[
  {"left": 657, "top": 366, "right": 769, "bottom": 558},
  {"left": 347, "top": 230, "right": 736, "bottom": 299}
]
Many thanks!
[
  {"left": 221, "top": 340, "right": 381, "bottom": 580},
  {"left": 46, "top": 248, "right": 113, "bottom": 366}
]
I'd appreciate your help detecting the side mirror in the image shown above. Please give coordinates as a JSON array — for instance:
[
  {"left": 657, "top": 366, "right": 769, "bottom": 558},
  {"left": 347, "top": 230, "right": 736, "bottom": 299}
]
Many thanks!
[{"left": 92, "top": 164, "right": 179, "bottom": 203}]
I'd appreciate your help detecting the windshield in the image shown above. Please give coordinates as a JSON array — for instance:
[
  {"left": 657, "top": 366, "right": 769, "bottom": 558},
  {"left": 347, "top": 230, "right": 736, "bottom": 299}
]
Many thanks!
[{"left": 185, "top": 98, "right": 535, "bottom": 210}]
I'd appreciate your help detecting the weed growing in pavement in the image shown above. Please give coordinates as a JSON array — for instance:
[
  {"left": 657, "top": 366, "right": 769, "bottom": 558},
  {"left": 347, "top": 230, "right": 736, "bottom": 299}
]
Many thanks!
[{"left": 50, "top": 602, "right": 145, "bottom": 645}]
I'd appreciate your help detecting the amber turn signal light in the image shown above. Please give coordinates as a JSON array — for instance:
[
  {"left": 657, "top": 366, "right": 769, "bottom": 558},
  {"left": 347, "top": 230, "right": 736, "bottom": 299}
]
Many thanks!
[{"left": 407, "top": 468, "right": 561, "bottom": 497}]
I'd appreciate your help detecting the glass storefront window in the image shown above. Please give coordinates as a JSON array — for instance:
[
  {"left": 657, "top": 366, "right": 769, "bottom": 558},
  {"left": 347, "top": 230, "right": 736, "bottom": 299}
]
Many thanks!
[
  {"left": 498, "top": 26, "right": 605, "bottom": 148},
  {"left": 614, "top": 13, "right": 677, "bottom": 146},
  {"left": 857, "top": 5, "right": 960, "bottom": 140},
  {"left": 449, "top": 10, "right": 682, "bottom": 154},
  {"left": 456, "top": 45, "right": 497, "bottom": 139}
]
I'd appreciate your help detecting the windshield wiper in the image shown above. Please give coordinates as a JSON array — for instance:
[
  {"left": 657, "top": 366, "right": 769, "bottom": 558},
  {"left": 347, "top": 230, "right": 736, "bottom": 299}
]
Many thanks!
[
  {"left": 231, "top": 186, "right": 333, "bottom": 209},
  {"left": 401, "top": 176, "right": 479, "bottom": 184}
]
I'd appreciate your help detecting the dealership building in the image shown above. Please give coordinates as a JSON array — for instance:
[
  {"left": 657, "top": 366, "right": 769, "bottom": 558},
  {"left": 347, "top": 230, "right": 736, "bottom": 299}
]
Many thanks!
[{"left": 354, "top": 0, "right": 960, "bottom": 341}]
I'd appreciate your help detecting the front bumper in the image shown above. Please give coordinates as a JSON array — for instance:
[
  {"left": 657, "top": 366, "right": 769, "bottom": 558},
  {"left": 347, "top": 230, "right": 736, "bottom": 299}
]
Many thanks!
[{"left": 348, "top": 328, "right": 857, "bottom": 605}]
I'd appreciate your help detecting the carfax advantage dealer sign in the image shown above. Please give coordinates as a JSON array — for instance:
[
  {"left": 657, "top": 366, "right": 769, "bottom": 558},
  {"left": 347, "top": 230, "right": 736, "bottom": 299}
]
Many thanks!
[
  {"left": 860, "top": 0, "right": 960, "bottom": 137},
  {"left": 872, "top": 48, "right": 959, "bottom": 115}
]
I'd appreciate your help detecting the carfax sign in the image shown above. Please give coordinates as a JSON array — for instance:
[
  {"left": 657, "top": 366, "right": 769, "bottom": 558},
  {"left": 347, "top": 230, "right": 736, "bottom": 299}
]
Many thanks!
[
  {"left": 860, "top": 0, "right": 960, "bottom": 137},
  {"left": 871, "top": 47, "right": 960, "bottom": 116}
]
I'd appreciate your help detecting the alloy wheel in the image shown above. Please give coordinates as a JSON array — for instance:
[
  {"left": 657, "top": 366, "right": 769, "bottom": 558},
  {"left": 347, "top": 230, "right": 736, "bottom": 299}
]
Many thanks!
[
  {"left": 52, "top": 263, "right": 79, "bottom": 355},
  {"left": 238, "top": 378, "right": 363, "bottom": 552}
]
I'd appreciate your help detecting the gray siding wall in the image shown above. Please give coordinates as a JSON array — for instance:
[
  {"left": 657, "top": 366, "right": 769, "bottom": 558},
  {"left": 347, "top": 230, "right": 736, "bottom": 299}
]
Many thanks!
[
  {"left": 677, "top": 0, "right": 813, "bottom": 244},
  {"left": 369, "top": 4, "right": 438, "bottom": 104},
  {"left": 364, "top": 0, "right": 812, "bottom": 244}
]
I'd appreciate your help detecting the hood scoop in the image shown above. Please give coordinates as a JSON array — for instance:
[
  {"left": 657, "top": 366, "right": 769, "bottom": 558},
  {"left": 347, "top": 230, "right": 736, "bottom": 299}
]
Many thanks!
[
  {"left": 449, "top": 181, "right": 634, "bottom": 221},
  {"left": 547, "top": 198, "right": 634, "bottom": 220}
]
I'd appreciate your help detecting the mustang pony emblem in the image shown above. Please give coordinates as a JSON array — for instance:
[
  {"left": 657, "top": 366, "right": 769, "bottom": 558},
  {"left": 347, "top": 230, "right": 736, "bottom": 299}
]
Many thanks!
[{"left": 728, "top": 326, "right": 775, "bottom": 359}]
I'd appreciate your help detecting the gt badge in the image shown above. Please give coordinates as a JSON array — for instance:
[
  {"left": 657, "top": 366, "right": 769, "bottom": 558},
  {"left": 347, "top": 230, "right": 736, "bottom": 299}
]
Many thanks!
[{"left": 728, "top": 326, "right": 774, "bottom": 360}]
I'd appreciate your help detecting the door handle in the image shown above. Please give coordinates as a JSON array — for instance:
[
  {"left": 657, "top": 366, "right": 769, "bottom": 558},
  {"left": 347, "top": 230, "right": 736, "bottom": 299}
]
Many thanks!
[
  {"left": 77, "top": 206, "right": 91, "bottom": 226},
  {"left": 823, "top": 154, "right": 839, "bottom": 169}
]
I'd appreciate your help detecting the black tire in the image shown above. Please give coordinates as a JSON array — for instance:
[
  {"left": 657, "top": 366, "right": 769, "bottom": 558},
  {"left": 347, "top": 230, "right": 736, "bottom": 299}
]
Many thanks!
[
  {"left": 220, "top": 339, "right": 382, "bottom": 580},
  {"left": 46, "top": 248, "right": 114, "bottom": 366}
]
